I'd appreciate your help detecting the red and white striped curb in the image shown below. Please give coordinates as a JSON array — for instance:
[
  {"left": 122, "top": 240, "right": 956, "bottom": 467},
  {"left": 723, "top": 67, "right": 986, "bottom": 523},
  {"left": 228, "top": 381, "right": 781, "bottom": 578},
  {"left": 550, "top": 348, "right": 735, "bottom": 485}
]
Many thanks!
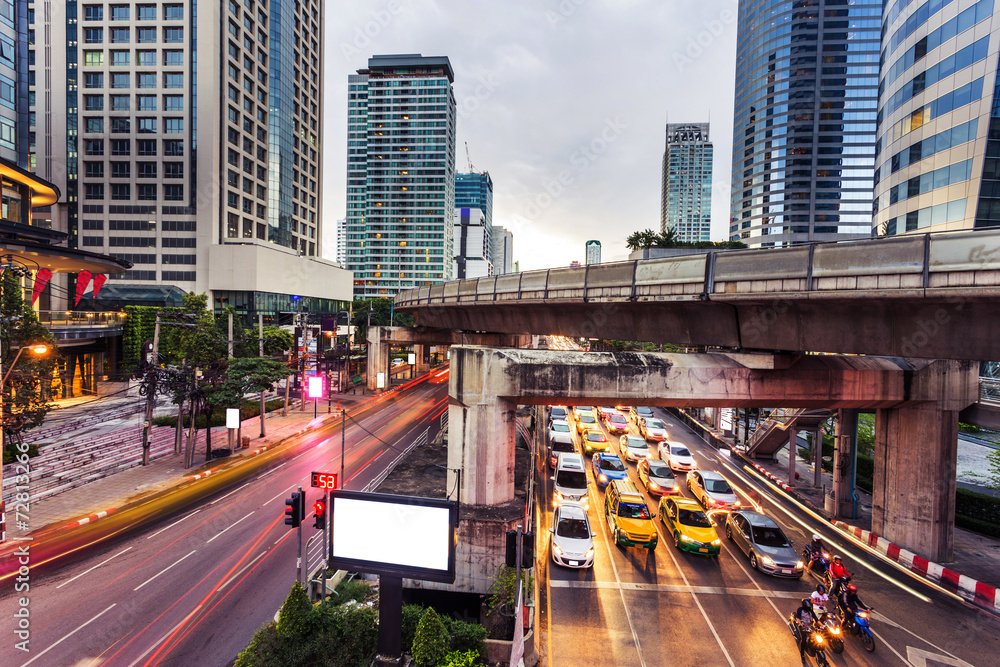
[
  {"left": 830, "top": 519, "right": 1000, "bottom": 614},
  {"left": 187, "top": 466, "right": 220, "bottom": 482},
  {"left": 744, "top": 458, "right": 794, "bottom": 493},
  {"left": 72, "top": 509, "right": 114, "bottom": 528}
]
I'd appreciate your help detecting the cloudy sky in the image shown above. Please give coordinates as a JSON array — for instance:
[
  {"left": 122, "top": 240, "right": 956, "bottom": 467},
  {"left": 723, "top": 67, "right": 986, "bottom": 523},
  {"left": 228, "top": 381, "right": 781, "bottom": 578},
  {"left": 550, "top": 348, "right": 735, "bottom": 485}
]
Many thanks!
[{"left": 322, "top": 0, "right": 739, "bottom": 270}]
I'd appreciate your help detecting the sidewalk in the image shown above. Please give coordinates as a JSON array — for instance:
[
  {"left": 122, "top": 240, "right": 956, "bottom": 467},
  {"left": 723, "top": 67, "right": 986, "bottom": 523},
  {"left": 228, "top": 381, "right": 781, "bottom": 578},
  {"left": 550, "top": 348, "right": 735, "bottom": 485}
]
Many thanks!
[
  {"left": 671, "top": 409, "right": 1000, "bottom": 608},
  {"left": 13, "top": 393, "right": 371, "bottom": 538}
]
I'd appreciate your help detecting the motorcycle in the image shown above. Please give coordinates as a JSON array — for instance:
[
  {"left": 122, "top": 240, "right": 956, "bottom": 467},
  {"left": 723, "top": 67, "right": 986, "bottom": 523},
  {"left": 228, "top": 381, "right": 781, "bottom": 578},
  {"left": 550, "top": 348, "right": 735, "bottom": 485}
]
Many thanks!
[
  {"left": 815, "top": 609, "right": 845, "bottom": 655},
  {"left": 788, "top": 616, "right": 830, "bottom": 666},
  {"left": 803, "top": 545, "right": 831, "bottom": 574},
  {"left": 839, "top": 605, "right": 877, "bottom": 653},
  {"left": 825, "top": 573, "right": 852, "bottom": 598}
]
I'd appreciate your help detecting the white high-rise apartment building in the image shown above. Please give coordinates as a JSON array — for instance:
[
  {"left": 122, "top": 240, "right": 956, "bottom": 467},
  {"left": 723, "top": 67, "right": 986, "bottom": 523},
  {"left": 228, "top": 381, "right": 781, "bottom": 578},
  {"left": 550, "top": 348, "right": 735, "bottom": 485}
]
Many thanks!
[
  {"left": 335, "top": 217, "right": 347, "bottom": 265},
  {"left": 492, "top": 225, "right": 513, "bottom": 275},
  {"left": 29, "top": 0, "right": 351, "bottom": 316},
  {"left": 346, "top": 54, "right": 457, "bottom": 298},
  {"left": 453, "top": 207, "right": 492, "bottom": 279}
]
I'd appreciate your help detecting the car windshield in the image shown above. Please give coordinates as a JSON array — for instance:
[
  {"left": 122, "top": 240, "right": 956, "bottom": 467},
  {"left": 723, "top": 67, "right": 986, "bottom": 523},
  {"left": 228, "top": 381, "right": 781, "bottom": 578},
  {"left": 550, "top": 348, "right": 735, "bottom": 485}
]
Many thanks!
[
  {"left": 551, "top": 408, "right": 567, "bottom": 418},
  {"left": 577, "top": 406, "right": 592, "bottom": 412},
  {"left": 579, "top": 415, "right": 596, "bottom": 424},
  {"left": 638, "top": 407, "right": 653, "bottom": 416},
  {"left": 610, "top": 415, "right": 627, "bottom": 424},
  {"left": 670, "top": 446, "right": 691, "bottom": 457},
  {"left": 649, "top": 463, "right": 672, "bottom": 478},
  {"left": 646, "top": 419, "right": 665, "bottom": 430},
  {"left": 587, "top": 432, "right": 607, "bottom": 442},
  {"left": 627, "top": 439, "right": 647, "bottom": 449},
  {"left": 556, "top": 517, "right": 590, "bottom": 539},
  {"left": 552, "top": 442, "right": 574, "bottom": 454},
  {"left": 552, "top": 423, "right": 570, "bottom": 433},
  {"left": 751, "top": 525, "right": 789, "bottom": 547},
  {"left": 599, "top": 458, "right": 626, "bottom": 472},
  {"left": 618, "top": 503, "right": 650, "bottom": 519},
  {"left": 705, "top": 478, "right": 733, "bottom": 494},
  {"left": 678, "top": 509, "right": 712, "bottom": 528},
  {"left": 556, "top": 470, "right": 587, "bottom": 489}
]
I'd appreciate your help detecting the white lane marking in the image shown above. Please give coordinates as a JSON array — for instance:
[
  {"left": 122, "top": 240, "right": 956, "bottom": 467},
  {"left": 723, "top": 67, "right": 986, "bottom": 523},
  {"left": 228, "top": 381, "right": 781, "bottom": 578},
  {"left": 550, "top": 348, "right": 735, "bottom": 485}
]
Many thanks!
[
  {"left": 134, "top": 550, "right": 197, "bottom": 591},
  {"left": 869, "top": 629, "right": 911, "bottom": 665},
  {"left": 265, "top": 486, "right": 294, "bottom": 506},
  {"left": 906, "top": 645, "right": 975, "bottom": 667},
  {"left": 257, "top": 462, "right": 288, "bottom": 481},
  {"left": 550, "top": 580, "right": 803, "bottom": 597},
  {"left": 56, "top": 547, "right": 133, "bottom": 589},
  {"left": 210, "top": 482, "right": 251, "bottom": 505},
  {"left": 658, "top": 521, "right": 737, "bottom": 667},
  {"left": 146, "top": 509, "right": 202, "bottom": 540},
  {"left": 588, "top": 468, "right": 648, "bottom": 667},
  {"left": 125, "top": 604, "right": 202, "bottom": 667},
  {"left": 874, "top": 610, "right": 965, "bottom": 661},
  {"left": 206, "top": 511, "right": 255, "bottom": 544},
  {"left": 20, "top": 603, "right": 117, "bottom": 667},
  {"left": 219, "top": 551, "right": 266, "bottom": 591}
]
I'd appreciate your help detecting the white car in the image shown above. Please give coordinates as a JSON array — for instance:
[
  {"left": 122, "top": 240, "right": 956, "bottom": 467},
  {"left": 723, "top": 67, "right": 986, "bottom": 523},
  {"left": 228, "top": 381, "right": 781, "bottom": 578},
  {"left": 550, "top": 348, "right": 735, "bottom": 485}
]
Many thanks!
[
  {"left": 639, "top": 417, "right": 669, "bottom": 441},
  {"left": 620, "top": 434, "right": 650, "bottom": 463},
  {"left": 549, "top": 503, "right": 596, "bottom": 569},
  {"left": 548, "top": 419, "right": 572, "bottom": 443},
  {"left": 688, "top": 470, "right": 740, "bottom": 510},
  {"left": 658, "top": 441, "right": 697, "bottom": 472}
]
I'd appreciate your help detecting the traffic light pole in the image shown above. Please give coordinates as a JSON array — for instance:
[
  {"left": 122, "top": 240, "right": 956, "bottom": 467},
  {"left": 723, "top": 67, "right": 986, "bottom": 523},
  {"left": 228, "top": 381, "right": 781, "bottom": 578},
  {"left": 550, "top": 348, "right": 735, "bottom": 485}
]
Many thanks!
[
  {"left": 321, "top": 488, "right": 329, "bottom": 604},
  {"left": 297, "top": 486, "right": 304, "bottom": 585}
]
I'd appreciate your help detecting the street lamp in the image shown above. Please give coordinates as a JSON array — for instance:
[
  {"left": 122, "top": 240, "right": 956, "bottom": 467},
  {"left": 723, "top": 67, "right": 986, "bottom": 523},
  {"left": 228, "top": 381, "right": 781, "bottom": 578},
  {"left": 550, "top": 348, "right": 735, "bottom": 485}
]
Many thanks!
[{"left": 1, "top": 342, "right": 51, "bottom": 542}]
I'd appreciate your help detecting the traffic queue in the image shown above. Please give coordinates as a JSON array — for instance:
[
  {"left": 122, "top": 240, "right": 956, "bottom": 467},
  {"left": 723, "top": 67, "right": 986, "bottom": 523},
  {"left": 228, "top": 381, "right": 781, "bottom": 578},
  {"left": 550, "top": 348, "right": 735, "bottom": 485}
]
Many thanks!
[{"left": 546, "top": 404, "right": 878, "bottom": 664}]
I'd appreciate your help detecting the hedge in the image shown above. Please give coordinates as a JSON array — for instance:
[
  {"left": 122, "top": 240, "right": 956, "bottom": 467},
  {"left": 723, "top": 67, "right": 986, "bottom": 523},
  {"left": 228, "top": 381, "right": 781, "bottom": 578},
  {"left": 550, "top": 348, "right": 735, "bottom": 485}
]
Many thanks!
[
  {"left": 956, "top": 487, "right": 1000, "bottom": 525},
  {"left": 956, "top": 514, "right": 1000, "bottom": 539}
]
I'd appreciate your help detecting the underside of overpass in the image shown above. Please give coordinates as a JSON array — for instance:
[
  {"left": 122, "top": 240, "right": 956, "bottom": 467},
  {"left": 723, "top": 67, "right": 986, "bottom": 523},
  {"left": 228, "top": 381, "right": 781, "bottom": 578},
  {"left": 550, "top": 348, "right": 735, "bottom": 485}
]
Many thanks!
[{"left": 441, "top": 346, "right": 976, "bottom": 589}]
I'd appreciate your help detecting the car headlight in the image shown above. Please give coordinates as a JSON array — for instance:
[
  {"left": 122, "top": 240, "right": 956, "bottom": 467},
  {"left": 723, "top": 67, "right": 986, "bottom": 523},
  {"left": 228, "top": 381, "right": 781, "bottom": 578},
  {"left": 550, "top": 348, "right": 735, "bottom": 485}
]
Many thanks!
[
  {"left": 707, "top": 498, "right": 716, "bottom": 505},
  {"left": 711, "top": 538, "right": 721, "bottom": 546},
  {"left": 680, "top": 534, "right": 694, "bottom": 543},
  {"left": 649, "top": 482, "right": 659, "bottom": 490},
  {"left": 760, "top": 555, "right": 775, "bottom": 566},
  {"left": 585, "top": 548, "right": 594, "bottom": 559},
  {"left": 553, "top": 544, "right": 563, "bottom": 555},
  {"left": 734, "top": 500, "right": 741, "bottom": 506},
  {"left": 554, "top": 491, "right": 563, "bottom": 501},
  {"left": 796, "top": 560, "right": 805, "bottom": 569},
  {"left": 598, "top": 474, "right": 608, "bottom": 482}
]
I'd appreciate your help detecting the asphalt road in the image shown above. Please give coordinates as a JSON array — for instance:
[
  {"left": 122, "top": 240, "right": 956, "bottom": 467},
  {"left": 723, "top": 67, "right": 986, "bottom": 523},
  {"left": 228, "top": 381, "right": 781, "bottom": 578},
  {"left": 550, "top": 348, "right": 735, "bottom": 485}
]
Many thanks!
[
  {"left": 537, "top": 407, "right": 1000, "bottom": 667},
  {"left": 0, "top": 370, "right": 449, "bottom": 667}
]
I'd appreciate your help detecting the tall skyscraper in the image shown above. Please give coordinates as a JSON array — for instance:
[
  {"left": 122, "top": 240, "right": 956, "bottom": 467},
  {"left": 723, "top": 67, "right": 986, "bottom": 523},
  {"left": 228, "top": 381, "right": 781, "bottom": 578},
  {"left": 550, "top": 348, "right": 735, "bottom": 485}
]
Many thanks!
[
  {"left": 661, "top": 123, "right": 713, "bottom": 243},
  {"left": 30, "top": 0, "right": 350, "bottom": 319},
  {"left": 453, "top": 207, "right": 492, "bottom": 279},
  {"left": 456, "top": 171, "right": 493, "bottom": 229},
  {"left": 492, "top": 225, "right": 513, "bottom": 275},
  {"left": 874, "top": 2, "right": 1000, "bottom": 235},
  {"left": 585, "top": 240, "right": 601, "bottom": 265},
  {"left": 730, "top": 1, "right": 880, "bottom": 247},
  {"left": 335, "top": 217, "right": 347, "bottom": 265},
  {"left": 346, "top": 54, "right": 457, "bottom": 298}
]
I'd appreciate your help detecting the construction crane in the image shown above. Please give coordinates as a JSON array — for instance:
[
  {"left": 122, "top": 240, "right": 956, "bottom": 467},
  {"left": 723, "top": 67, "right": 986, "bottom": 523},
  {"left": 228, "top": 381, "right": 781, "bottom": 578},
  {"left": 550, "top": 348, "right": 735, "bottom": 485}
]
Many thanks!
[{"left": 465, "top": 142, "right": 476, "bottom": 173}]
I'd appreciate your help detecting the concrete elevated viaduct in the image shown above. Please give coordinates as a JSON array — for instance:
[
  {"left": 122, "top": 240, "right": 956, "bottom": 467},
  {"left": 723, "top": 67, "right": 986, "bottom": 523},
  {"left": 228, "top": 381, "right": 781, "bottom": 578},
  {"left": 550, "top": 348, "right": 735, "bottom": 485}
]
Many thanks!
[
  {"left": 395, "top": 230, "right": 1000, "bottom": 361},
  {"left": 441, "top": 346, "right": 976, "bottom": 591}
]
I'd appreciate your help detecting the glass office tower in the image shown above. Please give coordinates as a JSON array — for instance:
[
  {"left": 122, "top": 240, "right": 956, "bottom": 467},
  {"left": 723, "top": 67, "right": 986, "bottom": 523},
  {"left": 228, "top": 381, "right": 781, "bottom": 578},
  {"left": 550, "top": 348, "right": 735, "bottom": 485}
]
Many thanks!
[
  {"left": 730, "top": 0, "right": 881, "bottom": 247},
  {"left": 662, "top": 123, "right": 713, "bottom": 243},
  {"left": 874, "top": 0, "right": 1000, "bottom": 235}
]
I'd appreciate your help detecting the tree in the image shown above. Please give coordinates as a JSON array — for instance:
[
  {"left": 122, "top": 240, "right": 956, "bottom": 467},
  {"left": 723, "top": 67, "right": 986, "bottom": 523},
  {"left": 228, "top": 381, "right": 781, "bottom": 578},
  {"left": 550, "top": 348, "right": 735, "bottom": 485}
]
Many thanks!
[
  {"left": 0, "top": 272, "right": 58, "bottom": 436},
  {"left": 158, "top": 293, "right": 224, "bottom": 366},
  {"left": 625, "top": 228, "right": 660, "bottom": 251},
  {"left": 262, "top": 326, "right": 294, "bottom": 356},
  {"left": 411, "top": 607, "right": 450, "bottom": 667},
  {"left": 223, "top": 357, "right": 290, "bottom": 402}
]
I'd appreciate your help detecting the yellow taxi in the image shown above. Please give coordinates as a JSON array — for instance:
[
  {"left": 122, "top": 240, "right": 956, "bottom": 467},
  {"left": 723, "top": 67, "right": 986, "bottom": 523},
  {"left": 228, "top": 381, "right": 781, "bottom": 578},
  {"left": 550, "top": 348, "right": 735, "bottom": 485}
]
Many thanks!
[
  {"left": 658, "top": 496, "right": 721, "bottom": 556},
  {"left": 582, "top": 428, "right": 610, "bottom": 454},
  {"left": 575, "top": 412, "right": 599, "bottom": 435}
]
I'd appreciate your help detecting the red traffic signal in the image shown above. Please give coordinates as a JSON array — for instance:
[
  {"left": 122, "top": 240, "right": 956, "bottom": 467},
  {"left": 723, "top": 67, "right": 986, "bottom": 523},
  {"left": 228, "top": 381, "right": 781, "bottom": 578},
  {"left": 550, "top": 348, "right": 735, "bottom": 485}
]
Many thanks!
[{"left": 313, "top": 499, "right": 326, "bottom": 529}]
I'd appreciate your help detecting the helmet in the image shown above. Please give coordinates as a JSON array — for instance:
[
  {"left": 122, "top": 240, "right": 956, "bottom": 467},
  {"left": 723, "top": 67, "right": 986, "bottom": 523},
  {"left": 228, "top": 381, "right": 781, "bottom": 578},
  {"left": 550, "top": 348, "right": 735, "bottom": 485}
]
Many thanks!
[
  {"left": 846, "top": 584, "right": 858, "bottom": 593},
  {"left": 816, "top": 583, "right": 826, "bottom": 594},
  {"left": 833, "top": 554, "right": 842, "bottom": 563},
  {"left": 802, "top": 598, "right": 812, "bottom": 609},
  {"left": 812, "top": 534, "right": 822, "bottom": 542}
]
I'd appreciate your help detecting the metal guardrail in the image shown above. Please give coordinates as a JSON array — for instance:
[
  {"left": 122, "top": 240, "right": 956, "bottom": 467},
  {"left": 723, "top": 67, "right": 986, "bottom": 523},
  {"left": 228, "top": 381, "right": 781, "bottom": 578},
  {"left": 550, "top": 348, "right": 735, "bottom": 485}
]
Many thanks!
[
  {"left": 395, "top": 228, "right": 1000, "bottom": 307},
  {"left": 36, "top": 310, "right": 125, "bottom": 327},
  {"left": 981, "top": 378, "right": 1000, "bottom": 405}
]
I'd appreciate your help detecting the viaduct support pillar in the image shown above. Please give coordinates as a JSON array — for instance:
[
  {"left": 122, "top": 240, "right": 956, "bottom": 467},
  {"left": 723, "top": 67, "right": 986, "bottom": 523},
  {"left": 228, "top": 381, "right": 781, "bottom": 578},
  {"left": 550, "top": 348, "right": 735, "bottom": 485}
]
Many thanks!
[
  {"left": 414, "top": 344, "right": 430, "bottom": 374},
  {"left": 831, "top": 409, "right": 858, "bottom": 519},
  {"left": 366, "top": 327, "right": 391, "bottom": 391},
  {"left": 787, "top": 426, "right": 798, "bottom": 486},
  {"left": 872, "top": 405, "right": 959, "bottom": 562},
  {"left": 448, "top": 397, "right": 516, "bottom": 507}
]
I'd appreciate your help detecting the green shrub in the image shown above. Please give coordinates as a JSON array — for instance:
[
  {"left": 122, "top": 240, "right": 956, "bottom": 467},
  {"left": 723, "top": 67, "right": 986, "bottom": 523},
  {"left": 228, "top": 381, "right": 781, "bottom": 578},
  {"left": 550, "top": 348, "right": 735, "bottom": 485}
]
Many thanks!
[
  {"left": 3, "top": 442, "right": 38, "bottom": 465},
  {"left": 956, "top": 513, "right": 1000, "bottom": 539},
  {"left": 445, "top": 617, "right": 488, "bottom": 659},
  {"left": 401, "top": 603, "right": 425, "bottom": 653},
  {"left": 332, "top": 576, "right": 372, "bottom": 604},
  {"left": 310, "top": 603, "right": 378, "bottom": 667},
  {"left": 956, "top": 487, "right": 1000, "bottom": 524},
  {"left": 234, "top": 621, "right": 302, "bottom": 667},
  {"left": 441, "top": 649, "right": 479, "bottom": 667},
  {"left": 856, "top": 453, "right": 874, "bottom": 484},
  {"left": 276, "top": 581, "right": 312, "bottom": 639},
  {"left": 412, "top": 607, "right": 450, "bottom": 667}
]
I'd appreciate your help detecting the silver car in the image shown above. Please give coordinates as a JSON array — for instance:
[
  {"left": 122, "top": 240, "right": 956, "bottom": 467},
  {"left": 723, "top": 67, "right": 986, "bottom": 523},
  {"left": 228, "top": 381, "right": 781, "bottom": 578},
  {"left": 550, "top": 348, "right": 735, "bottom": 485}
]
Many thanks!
[
  {"left": 549, "top": 503, "right": 596, "bottom": 568},
  {"left": 620, "top": 434, "right": 650, "bottom": 462},
  {"left": 726, "top": 510, "right": 804, "bottom": 578}
]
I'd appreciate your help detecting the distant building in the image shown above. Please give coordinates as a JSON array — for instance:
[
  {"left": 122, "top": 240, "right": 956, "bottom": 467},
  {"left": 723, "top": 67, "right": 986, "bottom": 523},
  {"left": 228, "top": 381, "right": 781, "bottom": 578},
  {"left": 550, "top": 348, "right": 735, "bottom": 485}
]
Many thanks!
[
  {"left": 569, "top": 260, "right": 582, "bottom": 269},
  {"left": 661, "top": 123, "right": 713, "bottom": 243},
  {"left": 456, "top": 172, "right": 493, "bottom": 229},
  {"left": 453, "top": 207, "right": 493, "bottom": 279},
  {"left": 492, "top": 226, "right": 513, "bottom": 275},
  {"left": 335, "top": 218, "right": 347, "bottom": 266},
  {"left": 346, "top": 54, "right": 457, "bottom": 298},
  {"left": 585, "top": 240, "right": 601, "bottom": 265}
]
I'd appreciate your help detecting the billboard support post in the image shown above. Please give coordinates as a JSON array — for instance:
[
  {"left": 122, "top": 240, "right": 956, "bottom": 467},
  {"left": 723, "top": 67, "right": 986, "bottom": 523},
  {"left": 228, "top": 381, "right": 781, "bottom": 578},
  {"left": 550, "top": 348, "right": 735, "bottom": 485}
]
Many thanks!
[
  {"left": 375, "top": 575, "right": 403, "bottom": 666},
  {"left": 321, "top": 488, "right": 328, "bottom": 603}
]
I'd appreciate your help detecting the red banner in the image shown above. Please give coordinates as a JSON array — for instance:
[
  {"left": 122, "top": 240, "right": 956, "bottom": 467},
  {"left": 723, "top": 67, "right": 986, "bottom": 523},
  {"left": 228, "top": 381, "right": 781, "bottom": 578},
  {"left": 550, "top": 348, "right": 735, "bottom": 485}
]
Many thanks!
[
  {"left": 74, "top": 271, "right": 93, "bottom": 306},
  {"left": 91, "top": 274, "right": 107, "bottom": 300},
  {"left": 31, "top": 269, "right": 52, "bottom": 305}
]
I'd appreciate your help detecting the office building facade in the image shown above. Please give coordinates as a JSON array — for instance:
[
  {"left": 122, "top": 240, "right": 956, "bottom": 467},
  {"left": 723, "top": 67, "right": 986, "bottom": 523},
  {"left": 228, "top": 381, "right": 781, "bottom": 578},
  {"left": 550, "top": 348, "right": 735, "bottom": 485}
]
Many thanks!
[
  {"left": 874, "top": 0, "right": 1000, "bottom": 235},
  {"left": 346, "top": 54, "right": 457, "bottom": 298},
  {"left": 453, "top": 207, "right": 492, "bottom": 279},
  {"left": 29, "top": 0, "right": 351, "bottom": 320},
  {"left": 585, "top": 239, "right": 601, "bottom": 265},
  {"left": 730, "top": 0, "right": 881, "bottom": 247},
  {"left": 661, "top": 123, "right": 713, "bottom": 242},
  {"left": 492, "top": 225, "right": 513, "bottom": 275},
  {"left": 456, "top": 171, "right": 493, "bottom": 227}
]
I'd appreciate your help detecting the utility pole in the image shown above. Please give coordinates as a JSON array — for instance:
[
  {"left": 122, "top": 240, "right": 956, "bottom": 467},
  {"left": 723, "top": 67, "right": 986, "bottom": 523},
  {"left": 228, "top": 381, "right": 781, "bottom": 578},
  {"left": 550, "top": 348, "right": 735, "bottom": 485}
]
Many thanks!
[
  {"left": 228, "top": 312, "right": 235, "bottom": 453},
  {"left": 283, "top": 348, "right": 292, "bottom": 417},
  {"left": 141, "top": 315, "right": 161, "bottom": 466},
  {"left": 259, "top": 314, "right": 266, "bottom": 437}
]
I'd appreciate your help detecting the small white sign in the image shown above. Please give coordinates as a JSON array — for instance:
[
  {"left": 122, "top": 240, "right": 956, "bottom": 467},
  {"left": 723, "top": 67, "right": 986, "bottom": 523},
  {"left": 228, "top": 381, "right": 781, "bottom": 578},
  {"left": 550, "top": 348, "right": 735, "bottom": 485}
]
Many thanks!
[
  {"left": 226, "top": 408, "right": 240, "bottom": 429},
  {"left": 408, "top": 353, "right": 416, "bottom": 365},
  {"left": 376, "top": 372, "right": 386, "bottom": 389}
]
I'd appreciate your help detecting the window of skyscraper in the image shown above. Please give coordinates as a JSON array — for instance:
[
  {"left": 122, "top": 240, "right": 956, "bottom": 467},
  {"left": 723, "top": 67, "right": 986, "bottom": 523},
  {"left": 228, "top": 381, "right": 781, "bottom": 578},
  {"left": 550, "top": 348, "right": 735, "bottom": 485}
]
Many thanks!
[{"left": 137, "top": 5, "right": 157, "bottom": 21}]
